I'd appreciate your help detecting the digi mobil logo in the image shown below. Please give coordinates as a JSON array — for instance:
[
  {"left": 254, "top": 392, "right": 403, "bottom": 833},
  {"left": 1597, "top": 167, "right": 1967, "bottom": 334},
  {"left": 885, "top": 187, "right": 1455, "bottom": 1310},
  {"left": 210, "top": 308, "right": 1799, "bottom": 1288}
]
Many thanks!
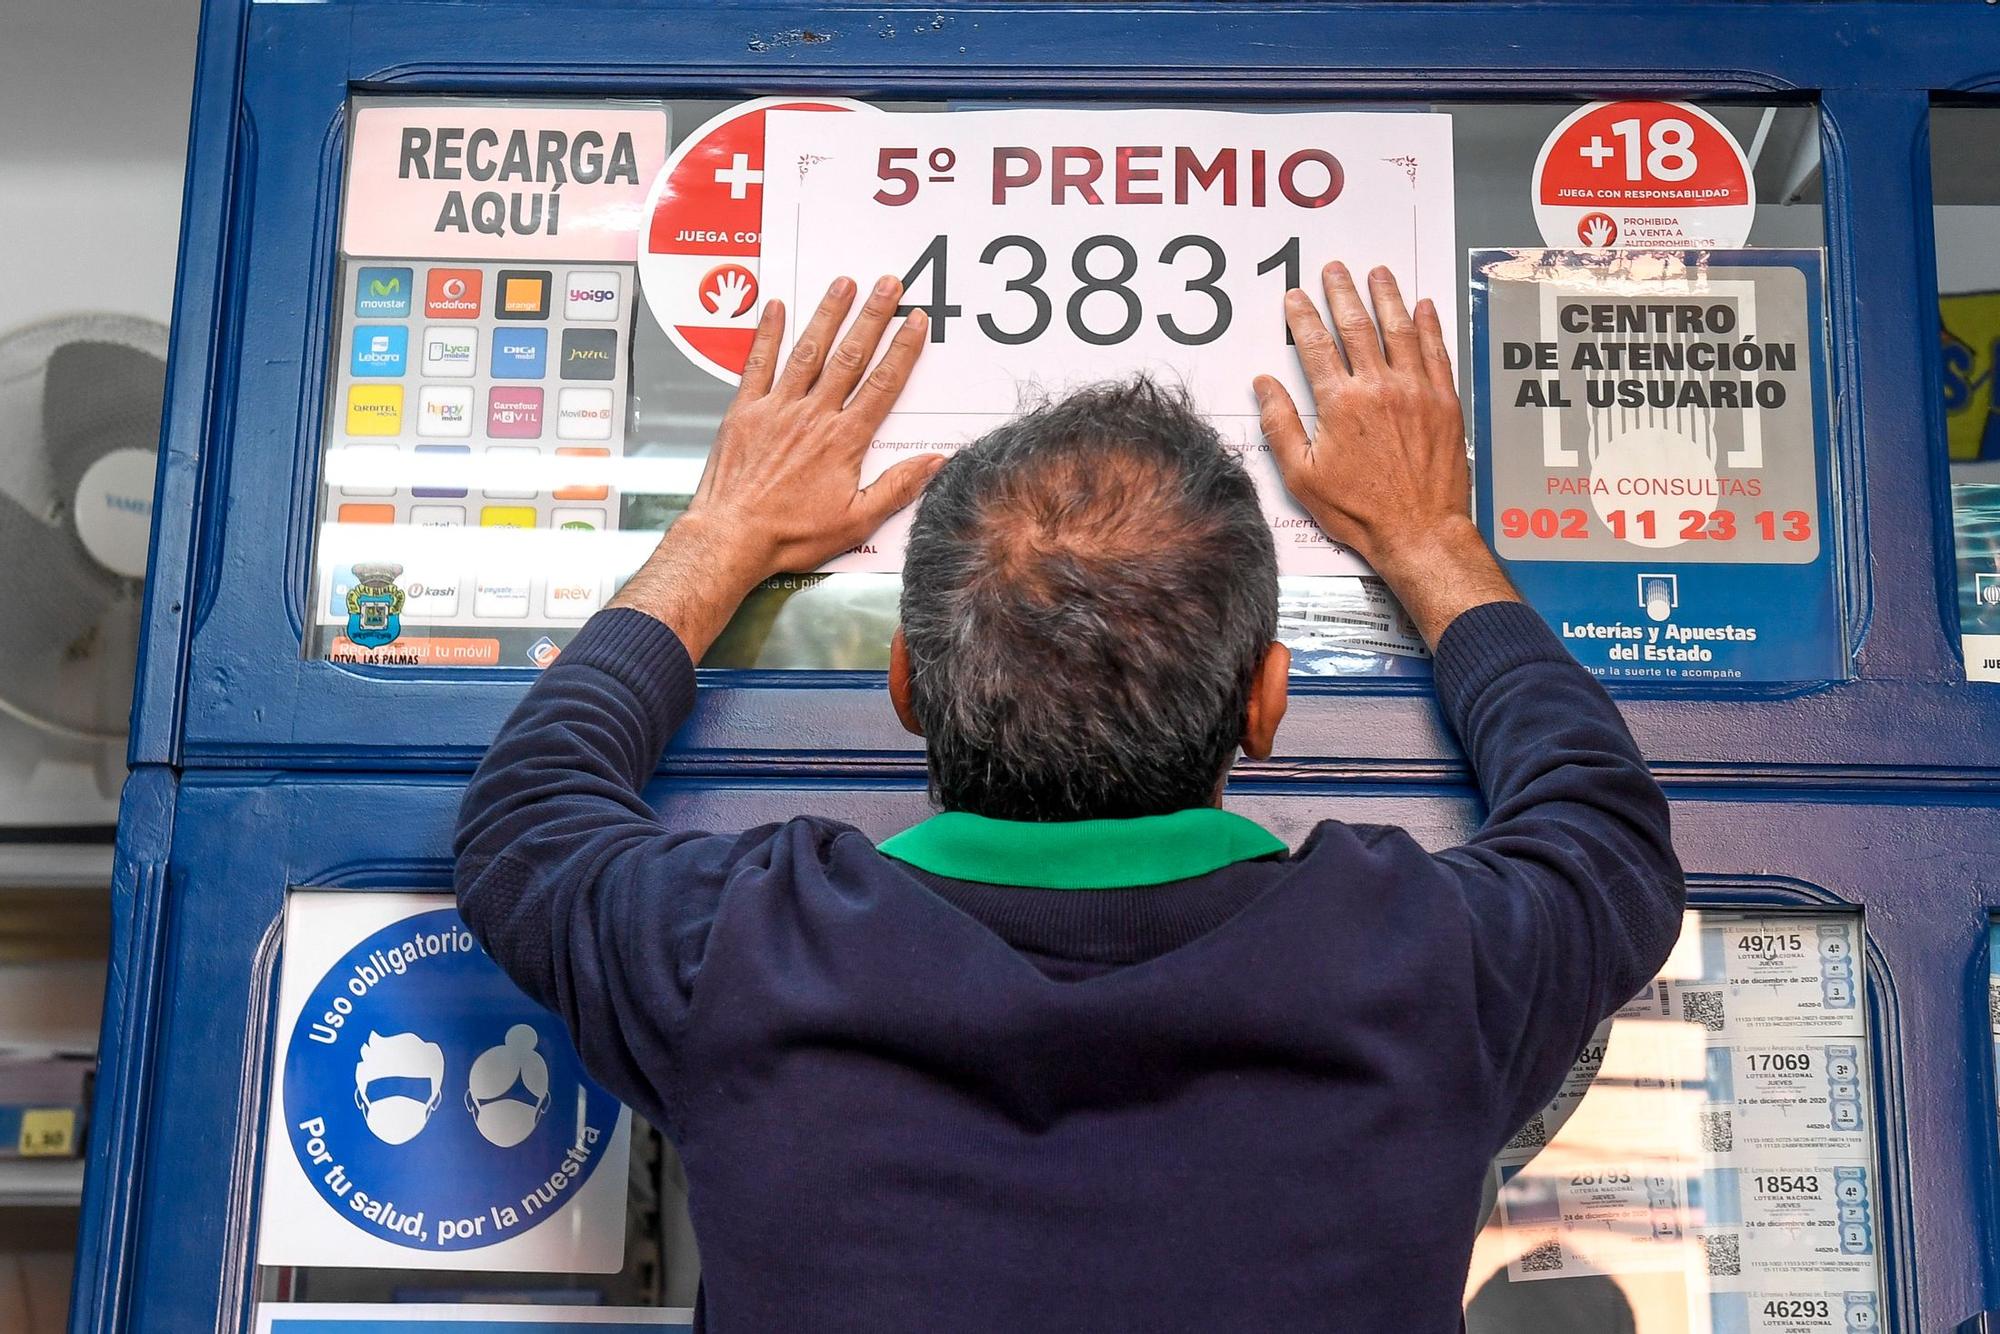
[
  {"left": 490, "top": 328, "right": 548, "bottom": 379},
  {"left": 349, "top": 325, "right": 408, "bottom": 377},
  {"left": 425, "top": 268, "right": 483, "bottom": 319},
  {"left": 564, "top": 270, "right": 622, "bottom": 322},
  {"left": 355, "top": 266, "right": 412, "bottom": 318},
  {"left": 560, "top": 329, "right": 618, "bottom": 381}
]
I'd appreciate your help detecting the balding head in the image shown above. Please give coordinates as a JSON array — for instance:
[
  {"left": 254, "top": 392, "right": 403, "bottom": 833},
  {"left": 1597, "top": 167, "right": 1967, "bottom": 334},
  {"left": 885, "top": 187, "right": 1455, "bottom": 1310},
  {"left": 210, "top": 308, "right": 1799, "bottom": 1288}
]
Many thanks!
[{"left": 899, "top": 378, "right": 1280, "bottom": 821}]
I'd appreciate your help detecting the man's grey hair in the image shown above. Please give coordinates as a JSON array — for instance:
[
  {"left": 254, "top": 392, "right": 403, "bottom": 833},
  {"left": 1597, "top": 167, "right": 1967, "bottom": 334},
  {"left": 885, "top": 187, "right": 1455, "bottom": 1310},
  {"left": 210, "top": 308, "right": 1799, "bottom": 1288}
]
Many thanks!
[{"left": 900, "top": 377, "right": 1280, "bottom": 822}]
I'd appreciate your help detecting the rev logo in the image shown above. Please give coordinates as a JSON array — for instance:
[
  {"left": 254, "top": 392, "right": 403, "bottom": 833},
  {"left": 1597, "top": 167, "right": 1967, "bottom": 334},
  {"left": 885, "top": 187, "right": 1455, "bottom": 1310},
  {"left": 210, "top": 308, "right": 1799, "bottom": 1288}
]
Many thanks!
[{"left": 560, "top": 329, "right": 618, "bottom": 381}]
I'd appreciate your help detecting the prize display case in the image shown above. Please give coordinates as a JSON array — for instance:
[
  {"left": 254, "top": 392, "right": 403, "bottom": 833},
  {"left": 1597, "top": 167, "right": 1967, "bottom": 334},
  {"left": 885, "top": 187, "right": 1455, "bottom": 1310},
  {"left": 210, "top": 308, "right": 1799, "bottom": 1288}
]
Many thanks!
[{"left": 76, "top": 4, "right": 2000, "bottom": 1332}]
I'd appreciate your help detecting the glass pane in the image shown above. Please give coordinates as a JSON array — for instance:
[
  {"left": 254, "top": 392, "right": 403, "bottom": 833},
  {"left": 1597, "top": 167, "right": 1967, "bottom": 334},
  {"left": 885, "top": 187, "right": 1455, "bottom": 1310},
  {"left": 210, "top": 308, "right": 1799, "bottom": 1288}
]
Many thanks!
[
  {"left": 304, "top": 96, "right": 1825, "bottom": 673},
  {"left": 1467, "top": 910, "right": 1882, "bottom": 1333},
  {"left": 1932, "top": 106, "right": 2000, "bottom": 681}
]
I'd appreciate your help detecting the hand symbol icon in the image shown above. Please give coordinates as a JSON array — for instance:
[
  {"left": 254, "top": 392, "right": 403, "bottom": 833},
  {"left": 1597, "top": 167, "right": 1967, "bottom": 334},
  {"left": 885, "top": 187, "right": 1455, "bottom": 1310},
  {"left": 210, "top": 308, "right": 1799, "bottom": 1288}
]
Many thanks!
[
  {"left": 704, "top": 268, "right": 756, "bottom": 318},
  {"left": 1579, "top": 213, "right": 1617, "bottom": 248}
]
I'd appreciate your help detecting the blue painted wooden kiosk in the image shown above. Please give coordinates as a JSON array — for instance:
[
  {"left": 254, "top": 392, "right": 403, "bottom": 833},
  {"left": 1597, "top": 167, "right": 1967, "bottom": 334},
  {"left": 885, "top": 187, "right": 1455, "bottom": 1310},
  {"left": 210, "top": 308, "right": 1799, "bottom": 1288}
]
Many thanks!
[{"left": 70, "top": 2, "right": 2000, "bottom": 1330}]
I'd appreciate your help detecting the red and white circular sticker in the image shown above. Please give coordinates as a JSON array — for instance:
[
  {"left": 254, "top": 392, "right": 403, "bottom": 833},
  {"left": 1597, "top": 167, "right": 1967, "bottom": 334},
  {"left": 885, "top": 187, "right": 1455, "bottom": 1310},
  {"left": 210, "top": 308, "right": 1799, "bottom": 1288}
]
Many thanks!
[
  {"left": 1533, "top": 101, "right": 1755, "bottom": 250},
  {"left": 638, "top": 96, "right": 873, "bottom": 383}
]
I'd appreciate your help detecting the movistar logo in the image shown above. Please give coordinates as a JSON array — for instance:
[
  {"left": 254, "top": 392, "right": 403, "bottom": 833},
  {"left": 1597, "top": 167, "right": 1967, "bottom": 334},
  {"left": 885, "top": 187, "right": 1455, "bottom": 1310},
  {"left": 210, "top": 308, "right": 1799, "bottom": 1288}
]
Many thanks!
[{"left": 370, "top": 276, "right": 401, "bottom": 297}]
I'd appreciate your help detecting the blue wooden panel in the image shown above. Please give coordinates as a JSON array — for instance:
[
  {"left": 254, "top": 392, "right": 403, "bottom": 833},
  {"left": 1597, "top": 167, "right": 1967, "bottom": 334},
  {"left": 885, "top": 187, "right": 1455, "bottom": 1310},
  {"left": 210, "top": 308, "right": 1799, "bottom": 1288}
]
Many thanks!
[
  {"left": 70, "top": 772, "right": 2000, "bottom": 1332},
  {"left": 130, "top": 0, "right": 2000, "bottom": 777}
]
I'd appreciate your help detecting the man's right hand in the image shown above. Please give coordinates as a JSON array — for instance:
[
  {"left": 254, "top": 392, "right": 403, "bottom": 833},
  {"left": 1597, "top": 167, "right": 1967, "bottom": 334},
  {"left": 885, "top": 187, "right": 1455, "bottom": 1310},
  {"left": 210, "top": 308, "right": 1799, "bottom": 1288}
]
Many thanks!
[{"left": 1254, "top": 262, "right": 1519, "bottom": 647}]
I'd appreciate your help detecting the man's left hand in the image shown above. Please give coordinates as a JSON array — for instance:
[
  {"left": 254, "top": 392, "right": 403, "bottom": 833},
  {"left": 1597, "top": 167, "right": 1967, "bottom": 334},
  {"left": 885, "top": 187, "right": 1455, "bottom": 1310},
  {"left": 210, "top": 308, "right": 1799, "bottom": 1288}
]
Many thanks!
[{"left": 610, "top": 274, "right": 941, "bottom": 656}]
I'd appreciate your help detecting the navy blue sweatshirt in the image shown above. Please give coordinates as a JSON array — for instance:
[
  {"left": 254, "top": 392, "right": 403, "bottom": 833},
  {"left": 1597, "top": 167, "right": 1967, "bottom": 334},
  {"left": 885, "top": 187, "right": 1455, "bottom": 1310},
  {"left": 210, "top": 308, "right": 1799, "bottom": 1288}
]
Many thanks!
[{"left": 454, "top": 601, "right": 1684, "bottom": 1333}]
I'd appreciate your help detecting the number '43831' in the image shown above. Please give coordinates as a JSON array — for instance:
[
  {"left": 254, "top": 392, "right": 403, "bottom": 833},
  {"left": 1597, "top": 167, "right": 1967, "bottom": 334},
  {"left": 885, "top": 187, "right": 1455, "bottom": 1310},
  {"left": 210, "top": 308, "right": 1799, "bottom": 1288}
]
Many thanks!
[{"left": 894, "top": 233, "right": 1306, "bottom": 346}]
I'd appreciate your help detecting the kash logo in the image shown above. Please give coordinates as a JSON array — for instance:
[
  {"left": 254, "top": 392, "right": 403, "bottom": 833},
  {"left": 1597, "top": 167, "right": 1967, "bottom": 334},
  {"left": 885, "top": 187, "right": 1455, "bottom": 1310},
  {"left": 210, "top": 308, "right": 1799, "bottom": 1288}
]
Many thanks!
[
  {"left": 560, "top": 329, "right": 618, "bottom": 381},
  {"left": 425, "top": 268, "right": 483, "bottom": 319},
  {"left": 355, "top": 266, "right": 412, "bottom": 318},
  {"left": 495, "top": 269, "right": 552, "bottom": 321},
  {"left": 564, "top": 270, "right": 622, "bottom": 321}
]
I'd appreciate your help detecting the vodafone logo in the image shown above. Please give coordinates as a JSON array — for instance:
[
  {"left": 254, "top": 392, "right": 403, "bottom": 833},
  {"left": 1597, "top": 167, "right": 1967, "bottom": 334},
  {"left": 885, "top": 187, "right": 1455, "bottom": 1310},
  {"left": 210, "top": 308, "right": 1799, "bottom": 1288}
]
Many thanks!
[
  {"left": 700, "top": 264, "right": 758, "bottom": 318},
  {"left": 638, "top": 96, "right": 874, "bottom": 384}
]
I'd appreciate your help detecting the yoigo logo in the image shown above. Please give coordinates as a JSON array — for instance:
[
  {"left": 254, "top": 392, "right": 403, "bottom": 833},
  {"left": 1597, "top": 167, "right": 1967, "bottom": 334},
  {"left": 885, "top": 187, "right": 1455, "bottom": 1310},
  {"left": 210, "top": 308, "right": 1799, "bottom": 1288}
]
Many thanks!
[
  {"left": 564, "top": 270, "right": 623, "bottom": 321},
  {"left": 283, "top": 907, "right": 620, "bottom": 1250}
]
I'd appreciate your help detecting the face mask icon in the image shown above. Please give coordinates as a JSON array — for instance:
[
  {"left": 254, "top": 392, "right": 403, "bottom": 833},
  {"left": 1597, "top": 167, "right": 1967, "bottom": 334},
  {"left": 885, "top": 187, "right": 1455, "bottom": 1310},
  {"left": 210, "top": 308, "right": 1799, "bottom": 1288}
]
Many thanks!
[
  {"left": 353, "top": 1030, "right": 446, "bottom": 1146},
  {"left": 465, "top": 1023, "right": 552, "bottom": 1149}
]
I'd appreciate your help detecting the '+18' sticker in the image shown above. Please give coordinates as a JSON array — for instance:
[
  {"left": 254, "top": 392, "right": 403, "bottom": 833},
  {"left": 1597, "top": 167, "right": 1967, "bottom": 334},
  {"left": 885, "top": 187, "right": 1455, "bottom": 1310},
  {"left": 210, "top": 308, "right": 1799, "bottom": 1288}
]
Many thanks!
[{"left": 282, "top": 907, "right": 620, "bottom": 1250}]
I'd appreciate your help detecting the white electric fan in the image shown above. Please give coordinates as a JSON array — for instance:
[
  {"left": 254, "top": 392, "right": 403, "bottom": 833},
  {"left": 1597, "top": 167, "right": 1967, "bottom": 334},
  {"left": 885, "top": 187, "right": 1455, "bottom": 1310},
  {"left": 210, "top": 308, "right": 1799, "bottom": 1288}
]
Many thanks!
[{"left": 0, "top": 314, "right": 167, "bottom": 750}]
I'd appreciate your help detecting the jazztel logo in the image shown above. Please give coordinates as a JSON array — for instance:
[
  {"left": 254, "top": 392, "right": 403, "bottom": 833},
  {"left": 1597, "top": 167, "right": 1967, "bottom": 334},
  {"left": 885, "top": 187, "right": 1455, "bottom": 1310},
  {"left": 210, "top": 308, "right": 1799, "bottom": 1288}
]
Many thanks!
[
  {"left": 425, "top": 268, "right": 483, "bottom": 319},
  {"left": 560, "top": 329, "right": 618, "bottom": 381},
  {"left": 355, "top": 267, "right": 412, "bottom": 318}
]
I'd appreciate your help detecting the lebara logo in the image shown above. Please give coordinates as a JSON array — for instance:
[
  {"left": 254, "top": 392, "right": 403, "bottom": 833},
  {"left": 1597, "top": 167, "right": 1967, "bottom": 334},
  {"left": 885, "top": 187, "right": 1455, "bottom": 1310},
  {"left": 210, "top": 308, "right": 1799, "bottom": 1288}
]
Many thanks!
[
  {"left": 343, "top": 562, "right": 406, "bottom": 648},
  {"left": 349, "top": 326, "right": 409, "bottom": 378},
  {"left": 355, "top": 267, "right": 412, "bottom": 318},
  {"left": 282, "top": 907, "right": 619, "bottom": 1250}
]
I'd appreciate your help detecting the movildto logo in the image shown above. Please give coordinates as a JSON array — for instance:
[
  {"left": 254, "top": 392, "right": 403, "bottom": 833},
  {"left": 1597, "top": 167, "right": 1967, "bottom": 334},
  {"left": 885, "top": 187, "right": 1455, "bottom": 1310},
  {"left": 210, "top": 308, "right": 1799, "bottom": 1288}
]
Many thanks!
[{"left": 345, "top": 562, "right": 407, "bottom": 648}]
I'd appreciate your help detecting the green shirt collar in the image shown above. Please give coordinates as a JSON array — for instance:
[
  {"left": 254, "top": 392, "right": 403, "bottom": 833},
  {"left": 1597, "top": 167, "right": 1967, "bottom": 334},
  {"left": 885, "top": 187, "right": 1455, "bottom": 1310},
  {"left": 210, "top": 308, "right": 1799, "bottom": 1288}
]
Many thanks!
[{"left": 877, "top": 808, "right": 1288, "bottom": 890}]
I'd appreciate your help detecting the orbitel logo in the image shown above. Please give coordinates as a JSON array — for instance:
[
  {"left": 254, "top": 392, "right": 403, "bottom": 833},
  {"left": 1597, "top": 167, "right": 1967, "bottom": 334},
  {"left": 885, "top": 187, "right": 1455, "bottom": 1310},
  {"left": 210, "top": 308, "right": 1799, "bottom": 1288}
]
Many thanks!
[
  {"left": 426, "top": 268, "right": 483, "bottom": 319},
  {"left": 345, "top": 385, "right": 404, "bottom": 436},
  {"left": 355, "top": 266, "right": 413, "bottom": 318}
]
